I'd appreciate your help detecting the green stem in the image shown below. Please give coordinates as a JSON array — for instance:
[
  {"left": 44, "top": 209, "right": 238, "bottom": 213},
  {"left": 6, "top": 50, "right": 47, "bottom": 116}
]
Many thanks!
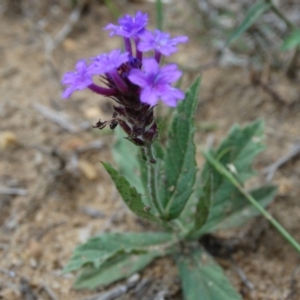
[
  {"left": 156, "top": 0, "right": 163, "bottom": 31},
  {"left": 145, "top": 144, "right": 165, "bottom": 217},
  {"left": 266, "top": 0, "right": 294, "bottom": 30},
  {"left": 202, "top": 150, "right": 300, "bottom": 253}
]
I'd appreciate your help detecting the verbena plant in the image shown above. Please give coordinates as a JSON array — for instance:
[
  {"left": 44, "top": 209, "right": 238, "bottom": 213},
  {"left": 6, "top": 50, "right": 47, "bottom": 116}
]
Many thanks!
[{"left": 61, "top": 11, "right": 300, "bottom": 299}]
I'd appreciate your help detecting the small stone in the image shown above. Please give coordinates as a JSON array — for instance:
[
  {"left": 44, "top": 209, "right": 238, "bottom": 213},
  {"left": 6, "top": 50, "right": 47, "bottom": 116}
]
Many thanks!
[
  {"left": 277, "top": 178, "right": 293, "bottom": 196},
  {"left": 60, "top": 137, "right": 85, "bottom": 152},
  {"left": 78, "top": 160, "right": 98, "bottom": 180},
  {"left": 29, "top": 258, "right": 38, "bottom": 268},
  {"left": 0, "top": 288, "right": 20, "bottom": 300},
  {"left": 62, "top": 38, "right": 78, "bottom": 51},
  {"left": 0, "top": 131, "right": 18, "bottom": 150},
  {"left": 84, "top": 106, "right": 103, "bottom": 119},
  {"left": 28, "top": 239, "right": 42, "bottom": 260},
  {"left": 78, "top": 226, "right": 92, "bottom": 243}
]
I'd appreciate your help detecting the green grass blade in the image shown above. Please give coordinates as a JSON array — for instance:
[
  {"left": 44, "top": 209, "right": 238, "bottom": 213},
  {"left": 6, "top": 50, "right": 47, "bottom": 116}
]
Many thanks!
[
  {"left": 213, "top": 185, "right": 277, "bottom": 231},
  {"left": 281, "top": 29, "right": 300, "bottom": 50},
  {"left": 156, "top": 0, "right": 164, "bottom": 31},
  {"left": 190, "top": 120, "right": 273, "bottom": 237},
  {"left": 225, "top": 1, "right": 271, "bottom": 47}
]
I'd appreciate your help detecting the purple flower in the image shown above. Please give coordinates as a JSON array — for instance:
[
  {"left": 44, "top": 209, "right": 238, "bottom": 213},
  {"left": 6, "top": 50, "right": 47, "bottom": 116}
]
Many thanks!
[
  {"left": 128, "top": 58, "right": 184, "bottom": 107},
  {"left": 61, "top": 60, "right": 93, "bottom": 98},
  {"left": 89, "top": 49, "right": 129, "bottom": 75},
  {"left": 138, "top": 30, "right": 188, "bottom": 56},
  {"left": 104, "top": 11, "right": 148, "bottom": 38},
  {"left": 89, "top": 50, "right": 129, "bottom": 92}
]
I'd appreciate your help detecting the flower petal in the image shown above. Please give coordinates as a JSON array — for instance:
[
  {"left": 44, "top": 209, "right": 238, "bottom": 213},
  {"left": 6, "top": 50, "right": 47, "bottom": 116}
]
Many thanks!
[
  {"left": 140, "top": 86, "right": 159, "bottom": 106},
  {"left": 128, "top": 69, "right": 149, "bottom": 87}
]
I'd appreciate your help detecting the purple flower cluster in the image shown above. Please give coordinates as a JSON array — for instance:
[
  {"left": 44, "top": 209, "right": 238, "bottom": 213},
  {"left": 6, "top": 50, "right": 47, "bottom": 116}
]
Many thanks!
[
  {"left": 61, "top": 11, "right": 188, "bottom": 145},
  {"left": 62, "top": 11, "right": 187, "bottom": 107}
]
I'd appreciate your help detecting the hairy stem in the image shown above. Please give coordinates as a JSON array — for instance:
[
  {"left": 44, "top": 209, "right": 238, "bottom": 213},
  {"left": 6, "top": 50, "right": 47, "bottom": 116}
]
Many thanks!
[
  {"left": 202, "top": 150, "right": 300, "bottom": 254},
  {"left": 145, "top": 144, "right": 165, "bottom": 218}
]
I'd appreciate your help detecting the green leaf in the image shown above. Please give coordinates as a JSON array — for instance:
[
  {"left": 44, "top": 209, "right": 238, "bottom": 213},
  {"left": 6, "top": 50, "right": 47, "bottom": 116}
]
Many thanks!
[
  {"left": 226, "top": 1, "right": 271, "bottom": 47},
  {"left": 64, "top": 232, "right": 175, "bottom": 273},
  {"left": 281, "top": 29, "right": 300, "bottom": 51},
  {"left": 137, "top": 141, "right": 165, "bottom": 214},
  {"left": 192, "top": 119, "right": 273, "bottom": 236},
  {"left": 74, "top": 253, "right": 158, "bottom": 289},
  {"left": 194, "top": 174, "right": 212, "bottom": 231},
  {"left": 177, "top": 248, "right": 242, "bottom": 300},
  {"left": 214, "top": 185, "right": 277, "bottom": 230},
  {"left": 112, "top": 127, "right": 144, "bottom": 194},
  {"left": 102, "top": 162, "right": 157, "bottom": 222},
  {"left": 162, "top": 77, "right": 201, "bottom": 220}
]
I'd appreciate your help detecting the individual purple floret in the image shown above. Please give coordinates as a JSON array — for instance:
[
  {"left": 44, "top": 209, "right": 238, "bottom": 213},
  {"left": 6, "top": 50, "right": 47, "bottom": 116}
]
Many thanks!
[
  {"left": 128, "top": 58, "right": 184, "bottom": 107},
  {"left": 89, "top": 50, "right": 129, "bottom": 92},
  {"left": 61, "top": 60, "right": 93, "bottom": 98},
  {"left": 138, "top": 30, "right": 188, "bottom": 62},
  {"left": 104, "top": 11, "right": 148, "bottom": 57},
  {"left": 62, "top": 60, "right": 116, "bottom": 98},
  {"left": 104, "top": 11, "right": 148, "bottom": 38},
  {"left": 89, "top": 50, "right": 129, "bottom": 74}
]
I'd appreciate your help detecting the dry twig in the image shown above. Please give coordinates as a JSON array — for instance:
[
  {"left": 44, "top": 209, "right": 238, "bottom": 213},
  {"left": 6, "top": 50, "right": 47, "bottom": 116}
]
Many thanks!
[
  {"left": 33, "top": 103, "right": 80, "bottom": 133},
  {"left": 81, "top": 206, "right": 106, "bottom": 218},
  {"left": 263, "top": 142, "right": 300, "bottom": 181},
  {"left": 45, "top": 0, "right": 89, "bottom": 56},
  {"left": 0, "top": 187, "right": 27, "bottom": 196},
  {"left": 230, "top": 258, "right": 255, "bottom": 291},
  {"left": 285, "top": 264, "right": 300, "bottom": 300},
  {"left": 250, "top": 73, "right": 286, "bottom": 106},
  {"left": 82, "top": 274, "right": 140, "bottom": 300},
  {"left": 153, "top": 290, "right": 169, "bottom": 300},
  {"left": 40, "top": 284, "right": 59, "bottom": 300},
  {"left": 134, "top": 278, "right": 152, "bottom": 298}
]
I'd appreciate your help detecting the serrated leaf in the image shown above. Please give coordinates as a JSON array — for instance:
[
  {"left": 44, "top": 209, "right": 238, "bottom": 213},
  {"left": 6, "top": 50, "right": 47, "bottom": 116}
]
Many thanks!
[
  {"left": 64, "top": 232, "right": 174, "bottom": 273},
  {"left": 281, "top": 29, "right": 300, "bottom": 51},
  {"left": 162, "top": 77, "right": 201, "bottom": 220},
  {"left": 177, "top": 248, "right": 242, "bottom": 300},
  {"left": 102, "top": 162, "right": 157, "bottom": 222},
  {"left": 74, "top": 253, "right": 158, "bottom": 289},
  {"left": 214, "top": 185, "right": 277, "bottom": 230},
  {"left": 191, "top": 120, "right": 271, "bottom": 236},
  {"left": 226, "top": 1, "right": 271, "bottom": 47},
  {"left": 137, "top": 141, "right": 165, "bottom": 214}
]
